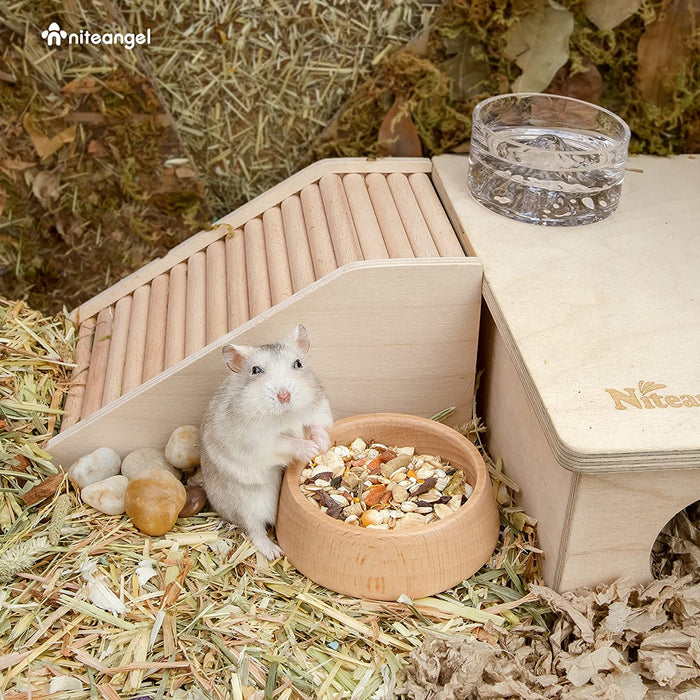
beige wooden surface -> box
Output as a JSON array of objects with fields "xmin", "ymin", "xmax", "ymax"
[
  {"xmin": 560, "ymin": 467, "xmax": 700, "ymax": 590},
  {"xmin": 48, "ymin": 259, "xmax": 482, "ymax": 467},
  {"xmin": 277, "ymin": 413, "xmax": 499, "ymax": 601},
  {"xmin": 433, "ymin": 153, "xmax": 700, "ymax": 472},
  {"xmin": 480, "ymin": 306, "xmax": 700, "ymax": 590},
  {"xmin": 73, "ymin": 158, "xmax": 432, "ymax": 322},
  {"xmin": 478, "ymin": 308, "xmax": 574, "ymax": 586}
]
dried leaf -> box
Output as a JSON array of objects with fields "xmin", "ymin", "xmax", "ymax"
[
  {"xmin": 22, "ymin": 116, "xmax": 77, "ymax": 159},
  {"xmin": 61, "ymin": 76, "xmax": 101, "ymax": 94},
  {"xmin": 545, "ymin": 58, "xmax": 603, "ymax": 104},
  {"xmin": 505, "ymin": 1, "xmax": 575, "ymax": 92},
  {"xmin": 636, "ymin": 0, "xmax": 700, "ymax": 106},
  {"xmin": 439, "ymin": 36, "xmax": 489, "ymax": 101},
  {"xmin": 377, "ymin": 95, "xmax": 422, "ymax": 158},
  {"xmin": 31, "ymin": 171, "xmax": 61, "ymax": 208},
  {"xmin": 584, "ymin": 0, "xmax": 642, "ymax": 30}
]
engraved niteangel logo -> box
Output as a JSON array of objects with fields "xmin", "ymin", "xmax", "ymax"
[
  {"xmin": 605, "ymin": 380, "xmax": 700, "ymax": 410},
  {"xmin": 41, "ymin": 22, "xmax": 67, "ymax": 46}
]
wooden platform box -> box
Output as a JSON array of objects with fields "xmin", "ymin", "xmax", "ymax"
[{"xmin": 433, "ymin": 153, "xmax": 700, "ymax": 592}]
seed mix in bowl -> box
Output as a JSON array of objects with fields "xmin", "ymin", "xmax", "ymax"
[{"xmin": 298, "ymin": 438, "xmax": 473, "ymax": 529}]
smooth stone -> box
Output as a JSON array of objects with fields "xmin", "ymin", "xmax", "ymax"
[
  {"xmin": 164, "ymin": 425, "xmax": 200, "ymax": 471},
  {"xmin": 179, "ymin": 485, "xmax": 207, "ymax": 517},
  {"xmin": 125, "ymin": 470, "xmax": 186, "ymax": 536},
  {"xmin": 81, "ymin": 475, "xmax": 129, "ymax": 515},
  {"xmin": 121, "ymin": 448, "xmax": 181, "ymax": 480},
  {"xmin": 67, "ymin": 447, "xmax": 121, "ymax": 489}
]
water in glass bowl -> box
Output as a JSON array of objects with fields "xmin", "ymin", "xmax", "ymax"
[{"xmin": 468, "ymin": 125, "xmax": 627, "ymax": 226}]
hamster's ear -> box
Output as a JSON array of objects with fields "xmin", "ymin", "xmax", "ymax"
[
  {"xmin": 222, "ymin": 344, "xmax": 248, "ymax": 373},
  {"xmin": 287, "ymin": 324, "xmax": 310, "ymax": 354}
]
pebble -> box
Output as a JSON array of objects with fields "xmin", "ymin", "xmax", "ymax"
[
  {"xmin": 121, "ymin": 448, "xmax": 181, "ymax": 480},
  {"xmin": 125, "ymin": 470, "xmax": 187, "ymax": 536},
  {"xmin": 67, "ymin": 447, "xmax": 121, "ymax": 489},
  {"xmin": 179, "ymin": 485, "xmax": 208, "ymax": 517},
  {"xmin": 81, "ymin": 475, "xmax": 129, "ymax": 515},
  {"xmin": 164, "ymin": 425, "xmax": 200, "ymax": 471}
]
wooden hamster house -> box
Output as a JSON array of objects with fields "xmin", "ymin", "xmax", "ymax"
[
  {"xmin": 434, "ymin": 153, "xmax": 700, "ymax": 592},
  {"xmin": 47, "ymin": 158, "xmax": 482, "ymax": 466}
]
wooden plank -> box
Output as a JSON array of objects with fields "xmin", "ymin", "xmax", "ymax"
[
  {"xmin": 300, "ymin": 184, "xmax": 337, "ymax": 278},
  {"xmin": 60, "ymin": 316, "xmax": 96, "ymax": 432},
  {"xmin": 71, "ymin": 158, "xmax": 432, "ymax": 322},
  {"xmin": 101, "ymin": 295, "xmax": 132, "ymax": 406},
  {"xmin": 318, "ymin": 174, "xmax": 363, "ymax": 266},
  {"xmin": 80, "ymin": 307, "xmax": 112, "ymax": 419},
  {"xmin": 409, "ymin": 172, "xmax": 464, "ymax": 257},
  {"xmin": 224, "ymin": 230, "xmax": 249, "ymax": 332},
  {"xmin": 342, "ymin": 173, "xmax": 389, "ymax": 260},
  {"xmin": 164, "ymin": 263, "xmax": 187, "ymax": 369},
  {"xmin": 262, "ymin": 207, "xmax": 294, "ymax": 305},
  {"xmin": 281, "ymin": 195, "xmax": 315, "ymax": 292},
  {"xmin": 46, "ymin": 258, "xmax": 483, "ymax": 467},
  {"xmin": 185, "ymin": 251, "xmax": 206, "ymax": 355},
  {"xmin": 122, "ymin": 285, "xmax": 150, "ymax": 395},
  {"xmin": 558, "ymin": 467, "xmax": 700, "ymax": 591},
  {"xmin": 365, "ymin": 173, "xmax": 414, "ymax": 259},
  {"xmin": 387, "ymin": 173, "xmax": 439, "ymax": 257},
  {"xmin": 478, "ymin": 305, "xmax": 574, "ymax": 587},
  {"xmin": 142, "ymin": 273, "xmax": 169, "ymax": 382},
  {"xmin": 244, "ymin": 218, "xmax": 272, "ymax": 317},
  {"xmin": 205, "ymin": 240, "xmax": 228, "ymax": 344}
]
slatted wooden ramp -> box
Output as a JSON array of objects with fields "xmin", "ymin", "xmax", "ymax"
[{"xmin": 47, "ymin": 158, "xmax": 482, "ymax": 467}]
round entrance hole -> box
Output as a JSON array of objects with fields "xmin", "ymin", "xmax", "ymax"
[{"xmin": 651, "ymin": 499, "xmax": 700, "ymax": 580}]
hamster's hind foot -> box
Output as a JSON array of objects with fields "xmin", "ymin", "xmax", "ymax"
[{"xmin": 252, "ymin": 535, "xmax": 284, "ymax": 561}]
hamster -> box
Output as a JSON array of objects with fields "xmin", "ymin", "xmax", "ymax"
[{"xmin": 200, "ymin": 324, "xmax": 332, "ymax": 560}]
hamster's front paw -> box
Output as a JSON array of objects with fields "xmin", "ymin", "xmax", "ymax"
[
  {"xmin": 254, "ymin": 536, "xmax": 284, "ymax": 561},
  {"xmin": 286, "ymin": 436, "xmax": 322, "ymax": 464},
  {"xmin": 308, "ymin": 425, "xmax": 331, "ymax": 454}
]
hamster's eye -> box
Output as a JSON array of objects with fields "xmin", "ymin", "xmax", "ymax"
[
  {"xmin": 251, "ymin": 365, "xmax": 264, "ymax": 375},
  {"xmin": 293, "ymin": 359, "xmax": 303, "ymax": 369}
]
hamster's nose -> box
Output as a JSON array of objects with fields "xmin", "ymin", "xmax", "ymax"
[{"xmin": 276, "ymin": 389, "xmax": 291, "ymax": 404}]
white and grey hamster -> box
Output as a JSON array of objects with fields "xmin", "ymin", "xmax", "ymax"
[{"xmin": 200, "ymin": 324, "xmax": 332, "ymax": 559}]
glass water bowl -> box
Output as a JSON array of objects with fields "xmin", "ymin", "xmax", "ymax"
[{"xmin": 468, "ymin": 93, "xmax": 631, "ymax": 226}]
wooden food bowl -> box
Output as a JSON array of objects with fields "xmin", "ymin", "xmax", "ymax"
[{"xmin": 276, "ymin": 413, "xmax": 500, "ymax": 600}]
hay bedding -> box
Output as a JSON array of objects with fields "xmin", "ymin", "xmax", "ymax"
[{"xmin": 1, "ymin": 298, "xmax": 699, "ymax": 699}]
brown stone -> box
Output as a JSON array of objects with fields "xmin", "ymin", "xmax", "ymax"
[{"xmin": 179, "ymin": 485, "xmax": 207, "ymax": 518}]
